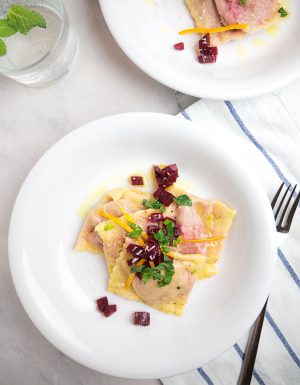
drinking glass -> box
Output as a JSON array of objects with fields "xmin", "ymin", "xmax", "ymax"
[{"xmin": 0, "ymin": 0, "xmax": 77, "ymax": 86}]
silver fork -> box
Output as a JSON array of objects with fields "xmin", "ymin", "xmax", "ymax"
[{"xmin": 237, "ymin": 183, "xmax": 300, "ymax": 385}]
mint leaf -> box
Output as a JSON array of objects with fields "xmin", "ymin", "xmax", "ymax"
[
  {"xmin": 153, "ymin": 229, "xmax": 169, "ymax": 244},
  {"xmin": 142, "ymin": 198, "xmax": 165, "ymax": 213},
  {"xmin": 0, "ymin": 38, "xmax": 6, "ymax": 56},
  {"xmin": 174, "ymin": 194, "xmax": 192, "ymax": 207},
  {"xmin": 7, "ymin": 4, "xmax": 46, "ymax": 35},
  {"xmin": 278, "ymin": 7, "xmax": 288, "ymax": 17},
  {"xmin": 164, "ymin": 219, "xmax": 175, "ymax": 238},
  {"xmin": 128, "ymin": 222, "xmax": 143, "ymax": 239},
  {"xmin": 0, "ymin": 19, "xmax": 16, "ymax": 37}
]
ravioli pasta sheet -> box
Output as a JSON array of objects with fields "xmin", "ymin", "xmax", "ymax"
[{"xmin": 76, "ymin": 186, "xmax": 235, "ymax": 316}]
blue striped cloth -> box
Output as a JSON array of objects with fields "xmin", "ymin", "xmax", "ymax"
[{"xmin": 162, "ymin": 94, "xmax": 300, "ymax": 385}]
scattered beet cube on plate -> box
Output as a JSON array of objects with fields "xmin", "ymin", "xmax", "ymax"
[
  {"xmin": 198, "ymin": 46, "xmax": 218, "ymax": 64},
  {"xmin": 130, "ymin": 176, "xmax": 144, "ymax": 186},
  {"xmin": 173, "ymin": 42, "xmax": 184, "ymax": 51},
  {"xmin": 96, "ymin": 296, "xmax": 109, "ymax": 312},
  {"xmin": 133, "ymin": 311, "xmax": 150, "ymax": 326},
  {"xmin": 103, "ymin": 304, "xmax": 117, "ymax": 318}
]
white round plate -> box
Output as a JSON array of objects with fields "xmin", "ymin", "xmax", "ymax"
[
  {"xmin": 9, "ymin": 113, "xmax": 276, "ymax": 379},
  {"xmin": 99, "ymin": 0, "xmax": 299, "ymax": 100}
]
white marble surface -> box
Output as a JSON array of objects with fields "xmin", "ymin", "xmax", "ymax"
[{"xmin": 1, "ymin": 0, "xmax": 300, "ymax": 384}]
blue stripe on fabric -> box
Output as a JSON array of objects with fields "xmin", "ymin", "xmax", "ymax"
[
  {"xmin": 181, "ymin": 110, "xmax": 192, "ymax": 121},
  {"xmin": 266, "ymin": 312, "xmax": 300, "ymax": 368},
  {"xmin": 277, "ymin": 248, "xmax": 300, "ymax": 289},
  {"xmin": 224, "ymin": 101, "xmax": 289, "ymax": 185},
  {"xmin": 233, "ymin": 344, "xmax": 266, "ymax": 385},
  {"xmin": 197, "ymin": 368, "xmax": 214, "ymax": 385},
  {"xmin": 182, "ymin": 104, "xmax": 300, "ymax": 375}
]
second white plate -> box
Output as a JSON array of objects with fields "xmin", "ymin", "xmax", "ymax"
[{"xmin": 100, "ymin": 0, "xmax": 300, "ymax": 100}]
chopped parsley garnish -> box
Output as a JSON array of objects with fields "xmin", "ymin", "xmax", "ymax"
[
  {"xmin": 239, "ymin": 0, "xmax": 247, "ymax": 5},
  {"xmin": 278, "ymin": 7, "xmax": 288, "ymax": 17},
  {"xmin": 104, "ymin": 222, "xmax": 115, "ymax": 231},
  {"xmin": 128, "ymin": 222, "xmax": 143, "ymax": 239},
  {"xmin": 131, "ymin": 262, "xmax": 175, "ymax": 287},
  {"xmin": 164, "ymin": 219, "xmax": 175, "ymax": 238},
  {"xmin": 172, "ymin": 235, "xmax": 182, "ymax": 247},
  {"xmin": 142, "ymin": 198, "xmax": 166, "ymax": 212},
  {"xmin": 153, "ymin": 229, "xmax": 169, "ymax": 244},
  {"xmin": 174, "ymin": 194, "xmax": 192, "ymax": 206},
  {"xmin": 160, "ymin": 244, "xmax": 170, "ymax": 255}
]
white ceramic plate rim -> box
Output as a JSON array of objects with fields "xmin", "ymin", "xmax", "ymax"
[
  {"xmin": 9, "ymin": 113, "xmax": 276, "ymax": 378},
  {"xmin": 99, "ymin": 1, "xmax": 300, "ymax": 100}
]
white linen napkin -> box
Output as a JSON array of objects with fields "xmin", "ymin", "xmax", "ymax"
[{"xmin": 162, "ymin": 91, "xmax": 300, "ymax": 385}]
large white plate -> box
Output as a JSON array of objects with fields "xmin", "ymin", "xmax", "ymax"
[
  {"xmin": 99, "ymin": 0, "xmax": 300, "ymax": 100},
  {"xmin": 9, "ymin": 113, "xmax": 276, "ymax": 379}
]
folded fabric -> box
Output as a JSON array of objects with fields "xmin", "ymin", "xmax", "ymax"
[{"xmin": 162, "ymin": 92, "xmax": 300, "ymax": 385}]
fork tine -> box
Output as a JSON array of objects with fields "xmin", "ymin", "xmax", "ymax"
[
  {"xmin": 277, "ymin": 184, "xmax": 297, "ymax": 228},
  {"xmin": 271, "ymin": 182, "xmax": 284, "ymax": 209},
  {"xmin": 283, "ymin": 190, "xmax": 300, "ymax": 232},
  {"xmin": 274, "ymin": 183, "xmax": 291, "ymax": 220}
]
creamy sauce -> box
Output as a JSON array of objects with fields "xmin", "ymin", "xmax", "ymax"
[
  {"xmin": 266, "ymin": 24, "xmax": 280, "ymax": 36},
  {"xmin": 251, "ymin": 38, "xmax": 266, "ymax": 48},
  {"xmin": 237, "ymin": 46, "xmax": 247, "ymax": 58}
]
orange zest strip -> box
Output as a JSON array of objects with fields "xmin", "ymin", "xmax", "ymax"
[
  {"xmin": 125, "ymin": 258, "xmax": 146, "ymax": 289},
  {"xmin": 149, "ymin": 261, "xmax": 155, "ymax": 268},
  {"xmin": 98, "ymin": 209, "xmax": 132, "ymax": 232},
  {"xmin": 118, "ymin": 205, "xmax": 148, "ymax": 241},
  {"xmin": 98, "ymin": 208, "xmax": 146, "ymax": 246},
  {"xmin": 179, "ymin": 24, "xmax": 248, "ymax": 35},
  {"xmin": 180, "ymin": 236, "xmax": 224, "ymax": 243}
]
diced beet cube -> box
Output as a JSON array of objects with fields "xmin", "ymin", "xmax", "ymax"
[
  {"xmin": 147, "ymin": 235, "xmax": 159, "ymax": 245},
  {"xmin": 148, "ymin": 212, "xmax": 164, "ymax": 223},
  {"xmin": 154, "ymin": 164, "xmax": 179, "ymax": 188},
  {"xmin": 103, "ymin": 304, "xmax": 117, "ymax": 317},
  {"xmin": 173, "ymin": 42, "xmax": 184, "ymax": 51},
  {"xmin": 130, "ymin": 176, "xmax": 144, "ymax": 186},
  {"xmin": 173, "ymin": 226, "xmax": 181, "ymax": 237},
  {"xmin": 127, "ymin": 256, "xmax": 141, "ymax": 266},
  {"xmin": 147, "ymin": 224, "xmax": 159, "ymax": 235},
  {"xmin": 198, "ymin": 46, "xmax": 218, "ymax": 64},
  {"xmin": 153, "ymin": 187, "xmax": 175, "ymax": 207},
  {"xmin": 96, "ymin": 297, "xmax": 109, "ymax": 312},
  {"xmin": 133, "ymin": 311, "xmax": 150, "ymax": 326},
  {"xmin": 126, "ymin": 244, "xmax": 145, "ymax": 258},
  {"xmin": 143, "ymin": 243, "xmax": 161, "ymax": 261},
  {"xmin": 199, "ymin": 33, "xmax": 210, "ymax": 49}
]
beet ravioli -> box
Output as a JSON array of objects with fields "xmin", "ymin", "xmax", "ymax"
[{"xmin": 76, "ymin": 165, "xmax": 236, "ymax": 316}]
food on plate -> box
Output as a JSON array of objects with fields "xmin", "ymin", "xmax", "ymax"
[
  {"xmin": 133, "ymin": 312, "xmax": 150, "ymax": 326},
  {"xmin": 130, "ymin": 176, "xmax": 144, "ymax": 186},
  {"xmin": 185, "ymin": 0, "xmax": 280, "ymax": 45},
  {"xmin": 174, "ymin": 42, "xmax": 185, "ymax": 50},
  {"xmin": 76, "ymin": 164, "xmax": 236, "ymax": 316},
  {"xmin": 96, "ymin": 296, "xmax": 117, "ymax": 317},
  {"xmin": 178, "ymin": 0, "xmax": 288, "ymax": 63}
]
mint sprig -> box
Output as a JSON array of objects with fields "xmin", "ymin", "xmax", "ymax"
[
  {"xmin": 0, "ymin": 38, "xmax": 6, "ymax": 56},
  {"xmin": 0, "ymin": 4, "xmax": 46, "ymax": 57},
  {"xmin": 131, "ymin": 262, "xmax": 175, "ymax": 287}
]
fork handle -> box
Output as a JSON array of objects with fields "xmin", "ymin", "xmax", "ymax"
[{"xmin": 237, "ymin": 298, "xmax": 268, "ymax": 385}]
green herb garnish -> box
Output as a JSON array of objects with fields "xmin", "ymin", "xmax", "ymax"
[
  {"xmin": 142, "ymin": 198, "xmax": 165, "ymax": 213},
  {"xmin": 239, "ymin": 0, "xmax": 247, "ymax": 5},
  {"xmin": 104, "ymin": 222, "xmax": 115, "ymax": 231},
  {"xmin": 0, "ymin": 4, "xmax": 46, "ymax": 57},
  {"xmin": 174, "ymin": 194, "xmax": 193, "ymax": 207},
  {"xmin": 128, "ymin": 222, "xmax": 143, "ymax": 239},
  {"xmin": 164, "ymin": 219, "xmax": 175, "ymax": 238},
  {"xmin": 131, "ymin": 262, "xmax": 175, "ymax": 287},
  {"xmin": 278, "ymin": 7, "xmax": 288, "ymax": 17},
  {"xmin": 153, "ymin": 229, "xmax": 169, "ymax": 244},
  {"xmin": 172, "ymin": 235, "xmax": 182, "ymax": 247}
]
